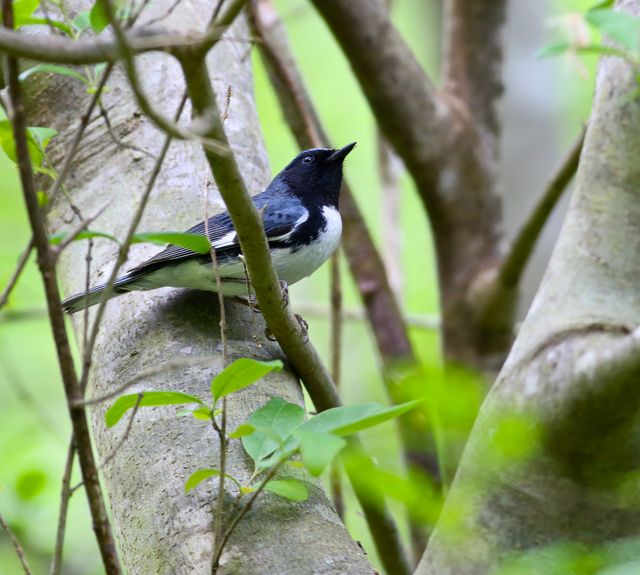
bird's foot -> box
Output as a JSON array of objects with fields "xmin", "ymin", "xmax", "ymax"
[
  {"xmin": 295, "ymin": 314, "xmax": 309, "ymax": 343},
  {"xmin": 233, "ymin": 295, "xmax": 261, "ymax": 313}
]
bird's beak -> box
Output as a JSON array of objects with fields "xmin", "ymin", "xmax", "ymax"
[{"xmin": 328, "ymin": 142, "xmax": 357, "ymax": 162}]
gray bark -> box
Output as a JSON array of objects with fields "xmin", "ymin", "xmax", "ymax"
[
  {"xmin": 418, "ymin": 1, "xmax": 640, "ymax": 573},
  {"xmin": 31, "ymin": 1, "xmax": 371, "ymax": 573}
]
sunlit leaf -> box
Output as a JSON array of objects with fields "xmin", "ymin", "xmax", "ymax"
[
  {"xmin": 15, "ymin": 469, "xmax": 47, "ymax": 500},
  {"xmin": 49, "ymin": 230, "xmax": 119, "ymax": 246},
  {"xmin": 242, "ymin": 397, "xmax": 304, "ymax": 465},
  {"xmin": 19, "ymin": 64, "xmax": 88, "ymax": 84},
  {"xmin": 10, "ymin": 0, "xmax": 40, "ymax": 27},
  {"xmin": 229, "ymin": 423, "xmax": 255, "ymax": 439},
  {"xmin": 16, "ymin": 16, "xmax": 73, "ymax": 34},
  {"xmin": 296, "ymin": 430, "xmax": 345, "ymax": 476},
  {"xmin": 264, "ymin": 479, "xmax": 308, "ymax": 502},
  {"xmin": 191, "ymin": 407, "xmax": 212, "ymax": 421},
  {"xmin": 211, "ymin": 358, "xmax": 283, "ymax": 402},
  {"xmin": 105, "ymin": 391, "xmax": 204, "ymax": 427},
  {"xmin": 0, "ymin": 122, "xmax": 57, "ymax": 169},
  {"xmin": 72, "ymin": 10, "xmax": 92, "ymax": 32},
  {"xmin": 299, "ymin": 399, "xmax": 423, "ymax": 437},
  {"xmin": 536, "ymin": 40, "xmax": 572, "ymax": 59},
  {"xmin": 131, "ymin": 232, "xmax": 211, "ymax": 254},
  {"xmin": 185, "ymin": 468, "xmax": 220, "ymax": 493}
]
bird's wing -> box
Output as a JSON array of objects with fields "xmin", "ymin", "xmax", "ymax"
[{"xmin": 128, "ymin": 197, "xmax": 308, "ymax": 273}]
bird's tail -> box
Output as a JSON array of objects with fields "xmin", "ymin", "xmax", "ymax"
[{"xmin": 62, "ymin": 275, "xmax": 135, "ymax": 314}]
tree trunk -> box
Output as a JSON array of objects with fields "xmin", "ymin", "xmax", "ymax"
[
  {"xmin": 30, "ymin": 2, "xmax": 372, "ymax": 573},
  {"xmin": 418, "ymin": 1, "xmax": 640, "ymax": 572}
]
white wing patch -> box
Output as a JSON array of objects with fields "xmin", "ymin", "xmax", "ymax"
[
  {"xmin": 212, "ymin": 230, "xmax": 237, "ymax": 250},
  {"xmin": 268, "ymin": 210, "xmax": 309, "ymax": 242}
]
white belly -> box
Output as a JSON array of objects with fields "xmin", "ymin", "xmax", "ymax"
[{"xmin": 135, "ymin": 206, "xmax": 342, "ymax": 297}]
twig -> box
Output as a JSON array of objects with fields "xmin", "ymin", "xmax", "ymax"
[
  {"xmin": 0, "ymin": 238, "xmax": 33, "ymax": 310},
  {"xmin": 498, "ymin": 128, "xmax": 586, "ymax": 289},
  {"xmin": 50, "ymin": 439, "xmax": 75, "ymax": 575},
  {"xmin": 0, "ymin": 512, "xmax": 33, "ymax": 575},
  {"xmin": 211, "ymin": 461, "xmax": 283, "ymax": 573},
  {"xmin": 3, "ymin": 1, "xmax": 121, "ymax": 569},
  {"xmin": 99, "ymin": 394, "xmax": 142, "ymax": 470}
]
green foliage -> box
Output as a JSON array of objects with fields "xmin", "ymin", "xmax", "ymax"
[
  {"xmin": 241, "ymin": 397, "xmax": 305, "ymax": 467},
  {"xmin": 15, "ymin": 469, "xmax": 47, "ymax": 500},
  {"xmin": 48, "ymin": 230, "xmax": 119, "ymax": 246},
  {"xmin": 19, "ymin": 64, "xmax": 88, "ymax": 85},
  {"xmin": 263, "ymin": 479, "xmax": 308, "ymax": 501},
  {"xmin": 0, "ymin": 121, "xmax": 57, "ymax": 174},
  {"xmin": 299, "ymin": 399, "xmax": 424, "ymax": 437},
  {"xmin": 184, "ymin": 468, "xmax": 242, "ymax": 493},
  {"xmin": 297, "ymin": 430, "xmax": 346, "ymax": 476},
  {"xmin": 586, "ymin": 9, "xmax": 640, "ymax": 51},
  {"xmin": 89, "ymin": 0, "xmax": 110, "ymax": 33},
  {"xmin": 105, "ymin": 391, "xmax": 204, "ymax": 427},
  {"xmin": 211, "ymin": 358, "xmax": 283, "ymax": 403},
  {"xmin": 131, "ymin": 232, "xmax": 212, "ymax": 254}
]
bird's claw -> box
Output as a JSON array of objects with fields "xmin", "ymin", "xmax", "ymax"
[{"xmin": 295, "ymin": 314, "xmax": 309, "ymax": 343}]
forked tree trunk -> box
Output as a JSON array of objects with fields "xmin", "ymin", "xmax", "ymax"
[
  {"xmin": 29, "ymin": 2, "xmax": 372, "ymax": 573},
  {"xmin": 418, "ymin": 1, "xmax": 640, "ymax": 572}
]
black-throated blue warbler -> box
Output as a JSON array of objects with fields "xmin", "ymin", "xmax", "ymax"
[{"xmin": 62, "ymin": 143, "xmax": 356, "ymax": 313}]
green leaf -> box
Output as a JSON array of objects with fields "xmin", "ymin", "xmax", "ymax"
[
  {"xmin": 185, "ymin": 468, "xmax": 220, "ymax": 493},
  {"xmin": 299, "ymin": 399, "xmax": 423, "ymax": 437},
  {"xmin": 536, "ymin": 40, "xmax": 571, "ymax": 59},
  {"xmin": 296, "ymin": 430, "xmax": 346, "ymax": 476},
  {"xmin": 191, "ymin": 407, "xmax": 213, "ymax": 420},
  {"xmin": 131, "ymin": 232, "xmax": 211, "ymax": 254},
  {"xmin": 264, "ymin": 479, "xmax": 308, "ymax": 502},
  {"xmin": 90, "ymin": 0, "xmax": 110, "ymax": 33},
  {"xmin": 589, "ymin": 0, "xmax": 614, "ymax": 9},
  {"xmin": 184, "ymin": 468, "xmax": 242, "ymax": 493},
  {"xmin": 19, "ymin": 64, "xmax": 88, "ymax": 85},
  {"xmin": 229, "ymin": 423, "xmax": 255, "ymax": 439},
  {"xmin": 15, "ymin": 469, "xmax": 47, "ymax": 500},
  {"xmin": 0, "ymin": 122, "xmax": 57, "ymax": 169},
  {"xmin": 73, "ymin": 10, "xmax": 92, "ymax": 32},
  {"xmin": 16, "ymin": 16, "xmax": 73, "ymax": 34},
  {"xmin": 586, "ymin": 9, "xmax": 640, "ymax": 51},
  {"xmin": 49, "ymin": 230, "xmax": 119, "ymax": 246},
  {"xmin": 11, "ymin": 0, "xmax": 40, "ymax": 27},
  {"xmin": 37, "ymin": 191, "xmax": 48, "ymax": 207},
  {"xmin": 211, "ymin": 358, "xmax": 283, "ymax": 402},
  {"xmin": 242, "ymin": 398, "xmax": 304, "ymax": 466},
  {"xmin": 105, "ymin": 391, "xmax": 204, "ymax": 427}
]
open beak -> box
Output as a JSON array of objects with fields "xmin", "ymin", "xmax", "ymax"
[{"xmin": 328, "ymin": 141, "xmax": 357, "ymax": 162}]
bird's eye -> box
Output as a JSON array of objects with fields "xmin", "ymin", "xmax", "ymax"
[{"xmin": 302, "ymin": 155, "xmax": 315, "ymax": 164}]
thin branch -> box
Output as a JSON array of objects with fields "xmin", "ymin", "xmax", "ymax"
[
  {"xmin": 178, "ymin": 44, "xmax": 412, "ymax": 575},
  {"xmin": 51, "ymin": 203, "xmax": 110, "ymax": 256},
  {"xmin": 3, "ymin": 1, "xmax": 121, "ymax": 569},
  {"xmin": 0, "ymin": 238, "xmax": 33, "ymax": 310},
  {"xmin": 0, "ymin": 511, "xmax": 33, "ymax": 575},
  {"xmin": 50, "ymin": 439, "xmax": 75, "ymax": 575},
  {"xmin": 498, "ymin": 129, "xmax": 586, "ymax": 289},
  {"xmin": 98, "ymin": 102, "xmax": 156, "ymax": 159}
]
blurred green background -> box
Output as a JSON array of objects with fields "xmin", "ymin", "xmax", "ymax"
[{"xmin": 0, "ymin": 0, "xmax": 597, "ymax": 573}]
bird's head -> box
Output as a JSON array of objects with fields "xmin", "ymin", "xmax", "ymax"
[{"xmin": 277, "ymin": 143, "xmax": 356, "ymax": 206}]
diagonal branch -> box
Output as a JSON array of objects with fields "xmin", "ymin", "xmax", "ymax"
[{"xmin": 177, "ymin": 46, "xmax": 412, "ymax": 575}]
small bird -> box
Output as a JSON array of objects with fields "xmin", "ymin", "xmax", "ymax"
[{"xmin": 62, "ymin": 143, "xmax": 356, "ymax": 314}]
